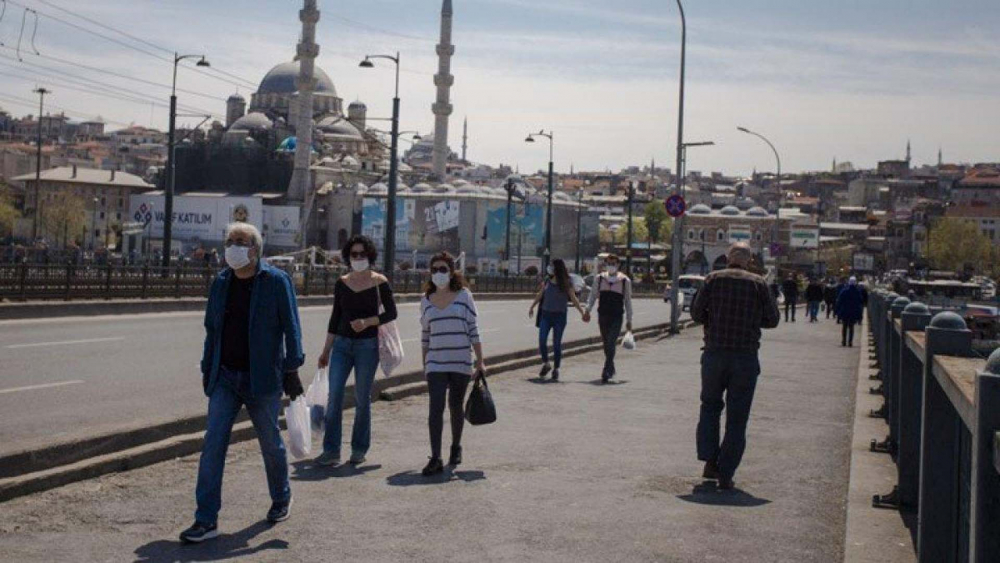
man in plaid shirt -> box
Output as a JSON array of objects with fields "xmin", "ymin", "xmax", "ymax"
[{"xmin": 690, "ymin": 243, "xmax": 780, "ymax": 490}]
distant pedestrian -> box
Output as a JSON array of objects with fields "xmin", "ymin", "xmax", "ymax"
[
  {"xmin": 181, "ymin": 223, "xmax": 305, "ymax": 543},
  {"xmin": 781, "ymin": 274, "xmax": 799, "ymax": 322},
  {"xmin": 805, "ymin": 278, "xmax": 824, "ymax": 322},
  {"xmin": 836, "ymin": 277, "xmax": 865, "ymax": 347},
  {"xmin": 823, "ymin": 280, "xmax": 838, "ymax": 320},
  {"xmin": 691, "ymin": 243, "xmax": 780, "ymax": 490},
  {"xmin": 583, "ymin": 254, "xmax": 634, "ymax": 383},
  {"xmin": 529, "ymin": 258, "xmax": 587, "ymax": 381},
  {"xmin": 314, "ymin": 235, "xmax": 398, "ymax": 467},
  {"xmin": 420, "ymin": 251, "xmax": 486, "ymax": 476}
]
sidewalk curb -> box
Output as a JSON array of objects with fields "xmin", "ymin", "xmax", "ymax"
[{"xmin": 0, "ymin": 319, "xmax": 695, "ymax": 502}]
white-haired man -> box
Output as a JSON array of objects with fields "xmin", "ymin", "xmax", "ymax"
[
  {"xmin": 180, "ymin": 223, "xmax": 305, "ymax": 543},
  {"xmin": 691, "ymin": 243, "xmax": 779, "ymax": 490}
]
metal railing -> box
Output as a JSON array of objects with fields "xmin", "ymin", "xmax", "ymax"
[{"xmin": 867, "ymin": 290, "xmax": 1000, "ymax": 563}]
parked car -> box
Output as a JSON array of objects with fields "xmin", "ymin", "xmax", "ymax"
[{"xmin": 663, "ymin": 275, "xmax": 705, "ymax": 311}]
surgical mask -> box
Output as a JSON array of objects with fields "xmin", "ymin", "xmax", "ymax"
[
  {"xmin": 546, "ymin": 265, "xmax": 554, "ymax": 276},
  {"xmin": 225, "ymin": 245, "xmax": 252, "ymax": 270},
  {"xmin": 351, "ymin": 259, "xmax": 370, "ymax": 272},
  {"xmin": 432, "ymin": 272, "xmax": 451, "ymax": 289},
  {"xmin": 606, "ymin": 265, "xmax": 618, "ymax": 275}
]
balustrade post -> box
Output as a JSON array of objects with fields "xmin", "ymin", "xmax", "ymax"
[
  {"xmin": 896, "ymin": 302, "xmax": 932, "ymax": 511},
  {"xmin": 302, "ymin": 267, "xmax": 310, "ymax": 297},
  {"xmin": 888, "ymin": 297, "xmax": 911, "ymax": 448},
  {"xmin": 141, "ymin": 265, "xmax": 150, "ymax": 299},
  {"xmin": 105, "ymin": 264, "xmax": 112, "ymax": 300},
  {"xmin": 64, "ymin": 264, "xmax": 73, "ymax": 301},
  {"xmin": 970, "ymin": 350, "xmax": 1000, "ymax": 562},
  {"xmin": 19, "ymin": 262, "xmax": 28, "ymax": 301},
  {"xmin": 917, "ymin": 312, "xmax": 972, "ymax": 563},
  {"xmin": 175, "ymin": 265, "xmax": 182, "ymax": 298}
]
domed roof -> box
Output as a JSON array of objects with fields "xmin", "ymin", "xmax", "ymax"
[
  {"xmin": 452, "ymin": 179, "xmax": 471, "ymax": 187},
  {"xmin": 368, "ymin": 183, "xmax": 388, "ymax": 195},
  {"xmin": 258, "ymin": 61, "xmax": 337, "ymax": 96},
  {"xmin": 317, "ymin": 116, "xmax": 363, "ymax": 139},
  {"xmin": 228, "ymin": 93, "xmax": 245, "ymax": 102},
  {"xmin": 435, "ymin": 183, "xmax": 456, "ymax": 194},
  {"xmin": 457, "ymin": 185, "xmax": 478, "ymax": 195},
  {"xmin": 411, "ymin": 183, "xmax": 432, "ymax": 193},
  {"xmin": 229, "ymin": 112, "xmax": 273, "ymax": 131},
  {"xmin": 747, "ymin": 206, "xmax": 768, "ymax": 217},
  {"xmin": 553, "ymin": 192, "xmax": 572, "ymax": 202},
  {"xmin": 689, "ymin": 204, "xmax": 711, "ymax": 214},
  {"xmin": 721, "ymin": 205, "xmax": 740, "ymax": 216}
]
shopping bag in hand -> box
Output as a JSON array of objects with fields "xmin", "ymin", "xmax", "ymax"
[
  {"xmin": 304, "ymin": 369, "xmax": 328, "ymax": 432},
  {"xmin": 376, "ymin": 287, "xmax": 404, "ymax": 376},
  {"xmin": 284, "ymin": 396, "xmax": 312, "ymax": 460},
  {"xmin": 622, "ymin": 331, "xmax": 636, "ymax": 350},
  {"xmin": 464, "ymin": 370, "xmax": 497, "ymax": 426}
]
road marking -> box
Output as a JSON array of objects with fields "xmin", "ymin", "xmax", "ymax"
[
  {"xmin": 0, "ymin": 380, "xmax": 84, "ymax": 395},
  {"xmin": 6, "ymin": 337, "xmax": 125, "ymax": 349}
]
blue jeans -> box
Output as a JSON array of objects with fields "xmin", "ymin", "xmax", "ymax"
[
  {"xmin": 538, "ymin": 310, "xmax": 568, "ymax": 368},
  {"xmin": 195, "ymin": 367, "xmax": 289, "ymax": 525},
  {"xmin": 696, "ymin": 350, "xmax": 761, "ymax": 481},
  {"xmin": 323, "ymin": 337, "xmax": 379, "ymax": 457},
  {"xmin": 807, "ymin": 301, "xmax": 820, "ymax": 321}
]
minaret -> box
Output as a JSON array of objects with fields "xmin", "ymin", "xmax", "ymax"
[
  {"xmin": 461, "ymin": 116, "xmax": 468, "ymax": 162},
  {"xmin": 288, "ymin": 0, "xmax": 320, "ymax": 204},
  {"xmin": 905, "ymin": 139, "xmax": 911, "ymax": 164},
  {"xmin": 938, "ymin": 147, "xmax": 942, "ymax": 167},
  {"xmin": 832, "ymin": 157, "xmax": 837, "ymax": 173},
  {"xmin": 432, "ymin": 0, "xmax": 455, "ymax": 180}
]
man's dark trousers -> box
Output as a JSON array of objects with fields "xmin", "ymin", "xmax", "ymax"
[
  {"xmin": 598, "ymin": 315, "xmax": 623, "ymax": 376},
  {"xmin": 697, "ymin": 350, "xmax": 761, "ymax": 481},
  {"xmin": 784, "ymin": 299, "xmax": 797, "ymax": 322}
]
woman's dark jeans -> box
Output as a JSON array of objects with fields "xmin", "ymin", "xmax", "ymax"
[
  {"xmin": 427, "ymin": 372, "xmax": 471, "ymax": 459},
  {"xmin": 538, "ymin": 310, "xmax": 568, "ymax": 368}
]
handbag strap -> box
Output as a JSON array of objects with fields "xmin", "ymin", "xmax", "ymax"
[{"xmin": 372, "ymin": 273, "xmax": 385, "ymax": 316}]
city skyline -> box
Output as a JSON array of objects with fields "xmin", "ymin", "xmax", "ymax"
[{"xmin": 0, "ymin": 0, "xmax": 997, "ymax": 176}]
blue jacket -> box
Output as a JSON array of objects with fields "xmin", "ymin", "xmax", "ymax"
[
  {"xmin": 200, "ymin": 260, "xmax": 305, "ymax": 398},
  {"xmin": 836, "ymin": 284, "xmax": 865, "ymax": 325}
]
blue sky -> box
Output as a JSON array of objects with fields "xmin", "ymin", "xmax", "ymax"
[{"xmin": 0, "ymin": 0, "xmax": 997, "ymax": 176}]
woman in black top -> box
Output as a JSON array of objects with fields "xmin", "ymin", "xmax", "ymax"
[{"xmin": 313, "ymin": 235, "xmax": 397, "ymax": 467}]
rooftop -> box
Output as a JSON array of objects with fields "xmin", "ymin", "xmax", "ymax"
[{"xmin": 11, "ymin": 166, "xmax": 152, "ymax": 189}]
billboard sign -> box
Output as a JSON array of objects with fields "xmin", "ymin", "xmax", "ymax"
[
  {"xmin": 853, "ymin": 253, "xmax": 875, "ymax": 272},
  {"xmin": 728, "ymin": 225, "xmax": 752, "ymax": 243},
  {"xmin": 128, "ymin": 194, "xmax": 263, "ymax": 244},
  {"xmin": 262, "ymin": 206, "xmax": 301, "ymax": 248},
  {"xmin": 790, "ymin": 225, "xmax": 820, "ymax": 249}
]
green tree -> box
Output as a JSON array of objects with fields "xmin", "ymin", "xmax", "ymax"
[
  {"xmin": 0, "ymin": 182, "xmax": 20, "ymax": 238},
  {"xmin": 642, "ymin": 201, "xmax": 669, "ymax": 244},
  {"xmin": 41, "ymin": 193, "xmax": 87, "ymax": 248},
  {"xmin": 927, "ymin": 218, "xmax": 994, "ymax": 275}
]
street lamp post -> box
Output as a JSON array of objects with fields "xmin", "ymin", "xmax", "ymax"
[
  {"xmin": 91, "ymin": 197, "xmax": 99, "ymax": 251},
  {"xmin": 575, "ymin": 187, "xmax": 584, "ymax": 273},
  {"xmin": 31, "ymin": 87, "xmax": 51, "ymax": 241},
  {"xmin": 503, "ymin": 177, "xmax": 517, "ymax": 277},
  {"xmin": 626, "ymin": 180, "xmax": 635, "ymax": 275},
  {"xmin": 162, "ymin": 53, "xmax": 210, "ymax": 269},
  {"xmin": 668, "ymin": 0, "xmax": 687, "ymax": 334},
  {"xmin": 361, "ymin": 53, "xmax": 402, "ymax": 281},
  {"xmin": 525, "ymin": 130, "xmax": 554, "ymax": 273},
  {"xmin": 737, "ymin": 126, "xmax": 782, "ymax": 252}
]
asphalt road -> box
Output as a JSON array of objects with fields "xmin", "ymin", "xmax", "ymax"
[{"xmin": 0, "ymin": 298, "xmax": 677, "ymax": 454}]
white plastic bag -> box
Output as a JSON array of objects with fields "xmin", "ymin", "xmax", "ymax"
[
  {"xmin": 304, "ymin": 369, "xmax": 328, "ymax": 432},
  {"xmin": 284, "ymin": 396, "xmax": 312, "ymax": 460},
  {"xmin": 376, "ymin": 288, "xmax": 404, "ymax": 376},
  {"xmin": 622, "ymin": 331, "xmax": 636, "ymax": 350}
]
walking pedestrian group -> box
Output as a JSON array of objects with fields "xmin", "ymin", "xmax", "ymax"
[{"xmin": 182, "ymin": 226, "xmax": 870, "ymax": 543}]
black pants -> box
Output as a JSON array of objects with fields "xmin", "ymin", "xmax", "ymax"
[
  {"xmin": 842, "ymin": 322, "xmax": 856, "ymax": 346},
  {"xmin": 784, "ymin": 300, "xmax": 797, "ymax": 322},
  {"xmin": 697, "ymin": 350, "xmax": 761, "ymax": 481},
  {"xmin": 427, "ymin": 372, "xmax": 471, "ymax": 459},
  {"xmin": 825, "ymin": 302, "xmax": 835, "ymax": 319},
  {"xmin": 598, "ymin": 315, "xmax": 623, "ymax": 376}
]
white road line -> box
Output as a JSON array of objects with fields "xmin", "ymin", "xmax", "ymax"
[
  {"xmin": 0, "ymin": 380, "xmax": 84, "ymax": 395},
  {"xmin": 6, "ymin": 337, "xmax": 125, "ymax": 349}
]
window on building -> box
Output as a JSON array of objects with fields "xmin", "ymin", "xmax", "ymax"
[
  {"xmin": 687, "ymin": 229, "xmax": 696, "ymax": 241},
  {"xmin": 717, "ymin": 230, "xmax": 725, "ymax": 242},
  {"xmin": 99, "ymin": 212, "xmax": 105, "ymax": 220},
  {"xmin": 116, "ymin": 213, "xmax": 121, "ymax": 220},
  {"xmin": 100, "ymin": 196, "xmax": 106, "ymax": 207},
  {"xmin": 118, "ymin": 198, "xmax": 124, "ymax": 208}
]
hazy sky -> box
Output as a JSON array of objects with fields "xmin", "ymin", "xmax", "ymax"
[{"xmin": 0, "ymin": 0, "xmax": 997, "ymax": 177}]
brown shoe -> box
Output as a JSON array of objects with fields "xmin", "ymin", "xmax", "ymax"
[{"xmin": 702, "ymin": 460, "xmax": 720, "ymax": 480}]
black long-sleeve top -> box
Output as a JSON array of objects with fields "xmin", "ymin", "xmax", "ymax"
[{"xmin": 327, "ymin": 277, "xmax": 398, "ymax": 339}]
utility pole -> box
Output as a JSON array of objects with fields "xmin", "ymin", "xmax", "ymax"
[
  {"xmin": 626, "ymin": 180, "xmax": 635, "ymax": 276},
  {"xmin": 575, "ymin": 188, "xmax": 584, "ymax": 273},
  {"xmin": 668, "ymin": 0, "xmax": 687, "ymax": 334},
  {"xmin": 32, "ymin": 87, "xmax": 51, "ymax": 241}
]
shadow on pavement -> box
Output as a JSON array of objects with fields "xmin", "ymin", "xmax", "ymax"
[
  {"xmin": 581, "ymin": 379, "xmax": 629, "ymax": 386},
  {"xmin": 290, "ymin": 461, "xmax": 382, "ymax": 482},
  {"xmin": 133, "ymin": 520, "xmax": 286, "ymax": 562},
  {"xmin": 677, "ymin": 482, "xmax": 772, "ymax": 508},
  {"xmin": 386, "ymin": 469, "xmax": 486, "ymax": 487}
]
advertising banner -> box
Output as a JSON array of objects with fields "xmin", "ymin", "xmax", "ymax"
[
  {"xmin": 728, "ymin": 225, "xmax": 752, "ymax": 243},
  {"xmin": 790, "ymin": 225, "xmax": 820, "ymax": 249},
  {"xmin": 128, "ymin": 194, "xmax": 263, "ymax": 244},
  {"xmin": 853, "ymin": 253, "xmax": 875, "ymax": 272},
  {"xmin": 262, "ymin": 206, "xmax": 301, "ymax": 248}
]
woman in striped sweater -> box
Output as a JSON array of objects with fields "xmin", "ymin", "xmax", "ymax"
[{"xmin": 419, "ymin": 251, "xmax": 486, "ymax": 476}]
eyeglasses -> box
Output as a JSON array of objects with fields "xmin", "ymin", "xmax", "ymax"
[
  {"xmin": 349, "ymin": 251, "xmax": 368, "ymax": 259},
  {"xmin": 430, "ymin": 266, "xmax": 450, "ymax": 274},
  {"xmin": 224, "ymin": 240, "xmax": 251, "ymax": 248}
]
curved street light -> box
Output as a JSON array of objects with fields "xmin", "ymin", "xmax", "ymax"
[
  {"xmin": 525, "ymin": 130, "xmax": 555, "ymax": 272},
  {"xmin": 668, "ymin": 0, "xmax": 687, "ymax": 334},
  {"xmin": 736, "ymin": 125, "xmax": 782, "ymax": 258}
]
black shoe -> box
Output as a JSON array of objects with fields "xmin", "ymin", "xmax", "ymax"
[
  {"xmin": 449, "ymin": 445, "xmax": 462, "ymax": 466},
  {"xmin": 718, "ymin": 477, "xmax": 735, "ymax": 490},
  {"xmin": 601, "ymin": 370, "xmax": 610, "ymax": 384},
  {"xmin": 422, "ymin": 457, "xmax": 444, "ymax": 476},
  {"xmin": 702, "ymin": 460, "xmax": 720, "ymax": 480},
  {"xmin": 266, "ymin": 498, "xmax": 292, "ymax": 523},
  {"xmin": 539, "ymin": 363, "xmax": 551, "ymax": 378},
  {"xmin": 180, "ymin": 521, "xmax": 218, "ymax": 543},
  {"xmin": 551, "ymin": 369, "xmax": 559, "ymax": 382}
]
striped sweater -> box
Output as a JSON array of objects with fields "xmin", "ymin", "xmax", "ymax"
[{"xmin": 420, "ymin": 289, "xmax": 481, "ymax": 375}]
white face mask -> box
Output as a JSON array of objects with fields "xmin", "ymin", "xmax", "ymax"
[
  {"xmin": 606, "ymin": 265, "xmax": 618, "ymax": 275},
  {"xmin": 351, "ymin": 259, "xmax": 370, "ymax": 272},
  {"xmin": 546, "ymin": 265, "xmax": 554, "ymax": 276},
  {"xmin": 225, "ymin": 245, "xmax": 252, "ymax": 270},
  {"xmin": 432, "ymin": 272, "xmax": 451, "ymax": 289}
]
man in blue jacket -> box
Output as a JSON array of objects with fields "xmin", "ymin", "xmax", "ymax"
[
  {"xmin": 180, "ymin": 223, "xmax": 305, "ymax": 543},
  {"xmin": 836, "ymin": 277, "xmax": 865, "ymax": 347}
]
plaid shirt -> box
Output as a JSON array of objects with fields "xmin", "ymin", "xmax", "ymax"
[{"xmin": 691, "ymin": 266, "xmax": 780, "ymax": 352}]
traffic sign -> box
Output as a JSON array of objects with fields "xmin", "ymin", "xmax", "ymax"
[{"xmin": 665, "ymin": 194, "xmax": 686, "ymax": 218}]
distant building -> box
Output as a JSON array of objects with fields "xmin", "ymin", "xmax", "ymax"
[
  {"xmin": 945, "ymin": 205, "xmax": 1000, "ymax": 246},
  {"xmin": 952, "ymin": 166, "xmax": 1000, "ymax": 207}
]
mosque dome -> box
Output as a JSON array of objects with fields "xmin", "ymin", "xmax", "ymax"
[
  {"xmin": 457, "ymin": 185, "xmax": 479, "ymax": 195},
  {"xmin": 435, "ymin": 183, "xmax": 456, "ymax": 194},
  {"xmin": 747, "ymin": 206, "xmax": 769, "ymax": 217},
  {"xmin": 721, "ymin": 205, "xmax": 740, "ymax": 216},
  {"xmin": 317, "ymin": 116, "xmax": 363, "ymax": 139},
  {"xmin": 689, "ymin": 204, "xmax": 711, "ymax": 214},
  {"xmin": 258, "ymin": 61, "xmax": 337, "ymax": 96},
  {"xmin": 229, "ymin": 112, "xmax": 273, "ymax": 131},
  {"xmin": 411, "ymin": 183, "xmax": 433, "ymax": 193},
  {"xmin": 368, "ymin": 183, "xmax": 388, "ymax": 195}
]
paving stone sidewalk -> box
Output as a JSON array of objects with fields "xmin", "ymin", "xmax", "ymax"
[{"xmin": 0, "ymin": 318, "xmax": 859, "ymax": 563}]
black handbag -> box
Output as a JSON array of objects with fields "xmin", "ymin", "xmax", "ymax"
[{"xmin": 464, "ymin": 370, "xmax": 497, "ymax": 426}]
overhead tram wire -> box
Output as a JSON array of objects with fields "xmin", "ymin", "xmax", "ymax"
[
  {"xmin": 0, "ymin": 92, "xmax": 133, "ymax": 128},
  {"xmin": 11, "ymin": 0, "xmax": 258, "ymax": 90}
]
